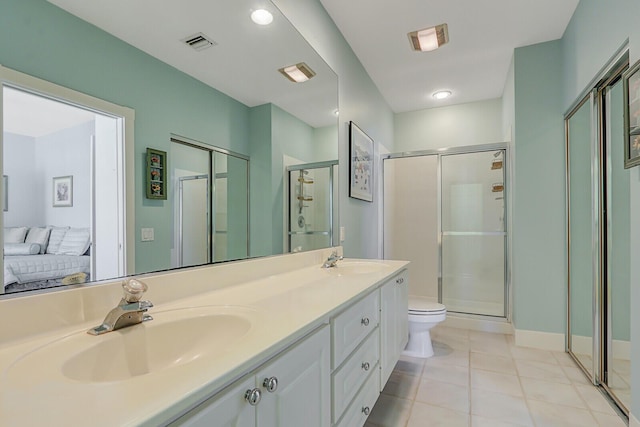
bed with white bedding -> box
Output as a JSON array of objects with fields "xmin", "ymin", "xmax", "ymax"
[
  {"xmin": 3, "ymin": 226, "xmax": 91, "ymax": 293},
  {"xmin": 4, "ymin": 254, "xmax": 91, "ymax": 287}
]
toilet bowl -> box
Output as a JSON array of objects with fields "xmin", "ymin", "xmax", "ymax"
[{"xmin": 403, "ymin": 297, "xmax": 446, "ymax": 358}]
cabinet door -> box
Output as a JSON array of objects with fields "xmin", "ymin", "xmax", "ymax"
[
  {"xmin": 257, "ymin": 325, "xmax": 330, "ymax": 427},
  {"xmin": 380, "ymin": 271, "xmax": 409, "ymax": 387},
  {"xmin": 170, "ymin": 377, "xmax": 255, "ymax": 427}
]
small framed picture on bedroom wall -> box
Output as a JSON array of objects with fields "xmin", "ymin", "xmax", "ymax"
[{"xmin": 53, "ymin": 175, "xmax": 73, "ymax": 207}]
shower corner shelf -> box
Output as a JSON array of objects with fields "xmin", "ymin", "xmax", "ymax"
[{"xmin": 491, "ymin": 183, "xmax": 504, "ymax": 193}]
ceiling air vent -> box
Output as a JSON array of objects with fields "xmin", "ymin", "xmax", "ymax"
[{"xmin": 182, "ymin": 32, "xmax": 217, "ymax": 51}]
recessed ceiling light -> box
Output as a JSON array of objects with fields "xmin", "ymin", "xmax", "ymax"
[
  {"xmin": 433, "ymin": 90, "xmax": 452, "ymax": 100},
  {"xmin": 251, "ymin": 9, "xmax": 273, "ymax": 25},
  {"xmin": 278, "ymin": 62, "xmax": 316, "ymax": 83},
  {"xmin": 408, "ymin": 23, "xmax": 449, "ymax": 52}
]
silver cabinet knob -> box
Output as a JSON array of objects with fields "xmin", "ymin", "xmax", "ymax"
[
  {"xmin": 244, "ymin": 388, "xmax": 262, "ymax": 406},
  {"xmin": 362, "ymin": 406, "xmax": 371, "ymax": 415},
  {"xmin": 362, "ymin": 362, "xmax": 370, "ymax": 371},
  {"xmin": 263, "ymin": 376, "xmax": 278, "ymax": 393},
  {"xmin": 361, "ymin": 317, "xmax": 370, "ymax": 326},
  {"xmin": 396, "ymin": 277, "xmax": 404, "ymax": 285}
]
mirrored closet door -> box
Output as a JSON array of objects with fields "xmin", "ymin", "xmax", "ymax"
[{"xmin": 565, "ymin": 51, "xmax": 630, "ymax": 414}]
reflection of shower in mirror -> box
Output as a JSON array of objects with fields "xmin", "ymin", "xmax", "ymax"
[{"xmin": 287, "ymin": 161, "xmax": 337, "ymax": 254}]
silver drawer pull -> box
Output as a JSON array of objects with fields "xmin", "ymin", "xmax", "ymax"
[
  {"xmin": 263, "ymin": 376, "xmax": 278, "ymax": 393},
  {"xmin": 396, "ymin": 277, "xmax": 404, "ymax": 284},
  {"xmin": 362, "ymin": 406, "xmax": 371, "ymax": 416},
  {"xmin": 361, "ymin": 317, "xmax": 370, "ymax": 326},
  {"xmin": 244, "ymin": 388, "xmax": 262, "ymax": 406},
  {"xmin": 362, "ymin": 362, "xmax": 370, "ymax": 371}
]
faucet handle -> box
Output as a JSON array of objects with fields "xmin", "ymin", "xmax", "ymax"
[{"xmin": 122, "ymin": 278, "xmax": 148, "ymax": 303}]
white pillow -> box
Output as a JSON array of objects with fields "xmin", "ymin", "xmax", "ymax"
[
  {"xmin": 4, "ymin": 227, "xmax": 28, "ymax": 243},
  {"xmin": 25, "ymin": 227, "xmax": 52, "ymax": 254},
  {"xmin": 46, "ymin": 226, "xmax": 70, "ymax": 254},
  {"xmin": 56, "ymin": 228, "xmax": 91, "ymax": 256},
  {"xmin": 4, "ymin": 242, "xmax": 41, "ymax": 255}
]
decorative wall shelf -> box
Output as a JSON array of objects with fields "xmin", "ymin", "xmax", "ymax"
[{"xmin": 146, "ymin": 148, "xmax": 167, "ymax": 200}]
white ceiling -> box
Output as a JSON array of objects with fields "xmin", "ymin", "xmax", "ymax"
[
  {"xmin": 319, "ymin": 0, "xmax": 579, "ymax": 113},
  {"xmin": 47, "ymin": 0, "xmax": 338, "ymax": 128},
  {"xmin": 3, "ymin": 87, "xmax": 96, "ymax": 138},
  {"xmin": 42, "ymin": 0, "xmax": 580, "ymax": 122}
]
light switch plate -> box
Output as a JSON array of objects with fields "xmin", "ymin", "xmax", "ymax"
[
  {"xmin": 340, "ymin": 226, "xmax": 345, "ymax": 242},
  {"xmin": 141, "ymin": 227, "xmax": 154, "ymax": 242}
]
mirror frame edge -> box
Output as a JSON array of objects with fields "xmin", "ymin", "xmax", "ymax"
[{"xmin": 0, "ymin": 63, "xmax": 136, "ymax": 296}]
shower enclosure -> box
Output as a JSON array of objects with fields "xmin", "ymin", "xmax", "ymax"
[
  {"xmin": 383, "ymin": 144, "xmax": 508, "ymax": 318},
  {"xmin": 287, "ymin": 161, "xmax": 338, "ymax": 253}
]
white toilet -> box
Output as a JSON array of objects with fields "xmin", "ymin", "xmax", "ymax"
[{"xmin": 403, "ymin": 296, "xmax": 447, "ymax": 358}]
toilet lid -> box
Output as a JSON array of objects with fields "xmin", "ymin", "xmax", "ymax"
[{"xmin": 408, "ymin": 298, "xmax": 446, "ymax": 314}]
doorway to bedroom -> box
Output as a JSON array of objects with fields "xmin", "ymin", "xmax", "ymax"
[{"xmin": 2, "ymin": 85, "xmax": 125, "ymax": 293}]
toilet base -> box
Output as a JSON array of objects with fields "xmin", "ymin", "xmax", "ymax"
[{"xmin": 402, "ymin": 329, "xmax": 434, "ymax": 358}]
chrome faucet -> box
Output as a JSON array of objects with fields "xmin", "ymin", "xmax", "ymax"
[
  {"xmin": 322, "ymin": 250, "xmax": 343, "ymax": 268},
  {"xmin": 87, "ymin": 279, "xmax": 153, "ymax": 335}
]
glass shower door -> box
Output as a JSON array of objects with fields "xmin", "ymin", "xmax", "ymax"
[
  {"xmin": 287, "ymin": 162, "xmax": 336, "ymax": 253},
  {"xmin": 441, "ymin": 150, "xmax": 506, "ymax": 317}
]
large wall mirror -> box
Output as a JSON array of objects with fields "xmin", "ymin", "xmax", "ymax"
[{"xmin": 0, "ymin": 0, "xmax": 338, "ymax": 296}]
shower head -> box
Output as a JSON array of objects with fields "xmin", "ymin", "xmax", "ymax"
[{"xmin": 493, "ymin": 151, "xmax": 502, "ymax": 158}]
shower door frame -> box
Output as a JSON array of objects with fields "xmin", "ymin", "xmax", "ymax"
[
  {"xmin": 286, "ymin": 160, "xmax": 338, "ymax": 253},
  {"xmin": 177, "ymin": 174, "xmax": 210, "ymax": 267},
  {"xmin": 384, "ymin": 142, "xmax": 511, "ymax": 320}
]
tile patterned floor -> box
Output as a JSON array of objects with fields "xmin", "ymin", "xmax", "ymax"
[
  {"xmin": 364, "ymin": 326, "xmax": 626, "ymax": 427},
  {"xmin": 573, "ymin": 351, "xmax": 631, "ymax": 409}
]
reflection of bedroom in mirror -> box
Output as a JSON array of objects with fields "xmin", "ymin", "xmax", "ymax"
[{"xmin": 2, "ymin": 86, "xmax": 126, "ymax": 293}]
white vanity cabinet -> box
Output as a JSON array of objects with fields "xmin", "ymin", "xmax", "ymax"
[
  {"xmin": 171, "ymin": 325, "xmax": 330, "ymax": 427},
  {"xmin": 331, "ymin": 289, "xmax": 380, "ymax": 426},
  {"xmin": 168, "ymin": 267, "xmax": 409, "ymax": 427},
  {"xmin": 380, "ymin": 270, "xmax": 409, "ymax": 387}
]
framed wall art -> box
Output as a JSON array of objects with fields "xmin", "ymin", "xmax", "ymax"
[
  {"xmin": 146, "ymin": 148, "xmax": 167, "ymax": 200},
  {"xmin": 349, "ymin": 121, "xmax": 374, "ymax": 202},
  {"xmin": 624, "ymin": 59, "xmax": 640, "ymax": 168},
  {"xmin": 52, "ymin": 175, "xmax": 73, "ymax": 207}
]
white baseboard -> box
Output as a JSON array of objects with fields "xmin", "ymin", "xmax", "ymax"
[
  {"xmin": 567, "ymin": 335, "xmax": 630, "ymax": 361},
  {"xmin": 630, "ymin": 413, "xmax": 640, "ymax": 427},
  {"xmin": 571, "ymin": 335, "xmax": 591, "ymax": 356},
  {"xmin": 613, "ymin": 339, "xmax": 631, "ymax": 360},
  {"xmin": 443, "ymin": 314, "xmax": 513, "ymax": 334},
  {"xmin": 514, "ymin": 329, "xmax": 565, "ymax": 352}
]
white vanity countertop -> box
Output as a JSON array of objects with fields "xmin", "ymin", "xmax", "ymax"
[{"xmin": 0, "ymin": 256, "xmax": 408, "ymax": 426}]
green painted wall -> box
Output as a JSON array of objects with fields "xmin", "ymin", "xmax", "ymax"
[
  {"xmin": 248, "ymin": 104, "xmax": 273, "ymax": 257},
  {"xmin": 0, "ymin": 0, "xmax": 250, "ymax": 274},
  {"xmin": 512, "ymin": 40, "xmax": 566, "ymax": 334},
  {"xmin": 274, "ymin": 0, "xmax": 395, "ymax": 259}
]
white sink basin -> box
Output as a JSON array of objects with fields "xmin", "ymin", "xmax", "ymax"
[
  {"xmin": 324, "ymin": 261, "xmax": 388, "ymax": 275},
  {"xmin": 8, "ymin": 306, "xmax": 255, "ymax": 383}
]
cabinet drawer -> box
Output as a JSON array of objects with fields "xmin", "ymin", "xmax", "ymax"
[
  {"xmin": 332, "ymin": 291, "xmax": 380, "ymax": 368},
  {"xmin": 334, "ymin": 365, "xmax": 380, "ymax": 427},
  {"xmin": 332, "ymin": 327, "xmax": 379, "ymax": 422}
]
